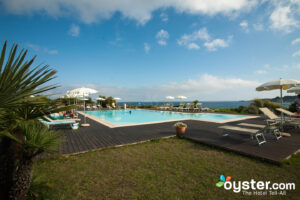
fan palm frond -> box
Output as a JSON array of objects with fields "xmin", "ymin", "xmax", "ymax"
[{"xmin": 0, "ymin": 41, "xmax": 57, "ymax": 108}]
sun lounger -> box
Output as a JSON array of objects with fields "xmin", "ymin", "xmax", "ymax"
[
  {"xmin": 160, "ymin": 104, "xmax": 169, "ymax": 110},
  {"xmin": 182, "ymin": 103, "xmax": 190, "ymax": 112},
  {"xmin": 201, "ymin": 107, "xmax": 211, "ymax": 112},
  {"xmin": 238, "ymin": 122, "xmax": 282, "ymax": 140},
  {"xmin": 44, "ymin": 115, "xmax": 79, "ymax": 123},
  {"xmin": 188, "ymin": 104, "xmax": 195, "ymax": 112},
  {"xmin": 174, "ymin": 103, "xmax": 184, "ymax": 111},
  {"xmin": 276, "ymin": 108, "xmax": 300, "ymax": 119},
  {"xmin": 38, "ymin": 118, "xmax": 76, "ymax": 129},
  {"xmin": 219, "ymin": 125, "xmax": 266, "ymax": 145},
  {"xmin": 97, "ymin": 104, "xmax": 103, "ymax": 109},
  {"xmin": 238, "ymin": 123, "xmax": 265, "ymax": 128},
  {"xmin": 193, "ymin": 104, "xmax": 202, "ymax": 112},
  {"xmin": 259, "ymin": 107, "xmax": 300, "ymax": 128}
]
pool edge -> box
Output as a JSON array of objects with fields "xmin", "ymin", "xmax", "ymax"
[{"xmin": 78, "ymin": 110, "xmax": 259, "ymax": 129}]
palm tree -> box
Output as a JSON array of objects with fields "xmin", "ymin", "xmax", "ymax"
[
  {"xmin": 0, "ymin": 42, "xmax": 57, "ymax": 108},
  {"xmin": 0, "ymin": 41, "xmax": 65, "ymax": 200},
  {"xmin": 8, "ymin": 121, "xmax": 62, "ymax": 199}
]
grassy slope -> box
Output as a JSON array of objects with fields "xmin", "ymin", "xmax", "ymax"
[{"xmin": 33, "ymin": 138, "xmax": 300, "ymax": 200}]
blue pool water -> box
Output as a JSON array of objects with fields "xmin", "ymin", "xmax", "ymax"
[{"xmin": 85, "ymin": 109, "xmax": 248, "ymax": 126}]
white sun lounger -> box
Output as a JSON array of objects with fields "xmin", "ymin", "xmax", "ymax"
[
  {"xmin": 238, "ymin": 122, "xmax": 282, "ymax": 140},
  {"xmin": 219, "ymin": 125, "xmax": 266, "ymax": 145},
  {"xmin": 259, "ymin": 107, "xmax": 300, "ymax": 128},
  {"xmin": 43, "ymin": 115, "xmax": 78, "ymax": 123},
  {"xmin": 38, "ymin": 118, "xmax": 75, "ymax": 129},
  {"xmin": 276, "ymin": 108, "xmax": 300, "ymax": 119}
]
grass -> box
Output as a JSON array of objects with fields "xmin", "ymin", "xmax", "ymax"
[{"xmin": 32, "ymin": 138, "xmax": 300, "ymax": 199}]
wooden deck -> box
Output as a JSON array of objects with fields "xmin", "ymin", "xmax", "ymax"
[{"xmin": 58, "ymin": 112, "xmax": 300, "ymax": 164}]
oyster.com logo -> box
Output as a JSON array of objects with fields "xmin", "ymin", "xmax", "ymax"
[
  {"xmin": 216, "ymin": 174, "xmax": 231, "ymax": 187},
  {"xmin": 215, "ymin": 174, "xmax": 295, "ymax": 196}
]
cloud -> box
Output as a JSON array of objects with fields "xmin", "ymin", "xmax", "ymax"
[
  {"xmin": 178, "ymin": 28, "xmax": 210, "ymax": 46},
  {"xmin": 240, "ymin": 20, "xmax": 249, "ymax": 32},
  {"xmin": 26, "ymin": 43, "xmax": 58, "ymax": 55},
  {"xmin": 1, "ymin": 0, "xmax": 259, "ymax": 24},
  {"xmin": 292, "ymin": 38, "xmax": 300, "ymax": 45},
  {"xmin": 160, "ymin": 12, "xmax": 168, "ymax": 22},
  {"xmin": 54, "ymin": 74, "xmax": 261, "ymax": 101},
  {"xmin": 69, "ymin": 24, "xmax": 80, "ymax": 37},
  {"xmin": 204, "ymin": 36, "xmax": 232, "ymax": 51},
  {"xmin": 269, "ymin": 1, "xmax": 299, "ymax": 33},
  {"xmin": 177, "ymin": 28, "xmax": 211, "ymax": 50},
  {"xmin": 27, "ymin": 43, "xmax": 40, "ymax": 51},
  {"xmin": 187, "ymin": 43, "xmax": 200, "ymax": 50},
  {"xmin": 45, "ymin": 48, "xmax": 59, "ymax": 55},
  {"xmin": 178, "ymin": 28, "xmax": 232, "ymax": 51},
  {"xmin": 253, "ymin": 23, "xmax": 264, "ymax": 31},
  {"xmin": 144, "ymin": 43, "xmax": 150, "ymax": 54},
  {"xmin": 254, "ymin": 70, "xmax": 267, "ymax": 74},
  {"xmin": 292, "ymin": 50, "xmax": 300, "ymax": 57},
  {"xmin": 156, "ymin": 29, "xmax": 169, "ymax": 46}
]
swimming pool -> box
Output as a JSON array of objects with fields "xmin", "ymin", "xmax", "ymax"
[{"xmin": 83, "ymin": 109, "xmax": 256, "ymax": 128}]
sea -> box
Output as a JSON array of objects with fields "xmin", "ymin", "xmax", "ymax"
[{"xmin": 118, "ymin": 101, "xmax": 292, "ymax": 109}]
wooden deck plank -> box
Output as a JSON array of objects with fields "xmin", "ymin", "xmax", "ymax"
[{"xmin": 56, "ymin": 112, "xmax": 300, "ymax": 163}]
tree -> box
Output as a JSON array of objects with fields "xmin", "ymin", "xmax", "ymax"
[
  {"xmin": 103, "ymin": 96, "xmax": 116, "ymax": 108},
  {"xmin": 0, "ymin": 41, "xmax": 64, "ymax": 200},
  {"xmin": 193, "ymin": 100, "xmax": 199, "ymax": 108}
]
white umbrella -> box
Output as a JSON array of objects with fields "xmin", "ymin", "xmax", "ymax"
[
  {"xmin": 176, "ymin": 96, "xmax": 187, "ymax": 99},
  {"xmin": 68, "ymin": 87, "xmax": 98, "ymax": 97},
  {"xmin": 256, "ymin": 78, "xmax": 300, "ymax": 105},
  {"xmin": 66, "ymin": 90, "xmax": 81, "ymax": 104},
  {"xmin": 68, "ymin": 87, "xmax": 99, "ymax": 127},
  {"xmin": 114, "ymin": 97, "xmax": 121, "ymax": 100},
  {"xmin": 287, "ymin": 87, "xmax": 300, "ymax": 94},
  {"xmin": 256, "ymin": 78, "xmax": 300, "ymax": 129},
  {"xmin": 165, "ymin": 96, "xmax": 175, "ymax": 100}
]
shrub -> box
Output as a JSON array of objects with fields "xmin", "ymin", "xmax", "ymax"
[
  {"xmin": 263, "ymin": 100, "xmax": 281, "ymax": 112},
  {"xmin": 253, "ymin": 98, "xmax": 263, "ymax": 108},
  {"xmin": 246, "ymin": 104, "xmax": 259, "ymax": 114},
  {"xmin": 289, "ymin": 102, "xmax": 297, "ymax": 112},
  {"xmin": 173, "ymin": 122, "xmax": 187, "ymax": 128},
  {"xmin": 137, "ymin": 105, "xmax": 154, "ymax": 109}
]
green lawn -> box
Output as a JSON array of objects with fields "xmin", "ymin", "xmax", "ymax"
[{"xmin": 32, "ymin": 138, "xmax": 300, "ymax": 199}]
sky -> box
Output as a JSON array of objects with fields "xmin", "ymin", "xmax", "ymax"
[{"xmin": 0, "ymin": 0, "xmax": 300, "ymax": 101}]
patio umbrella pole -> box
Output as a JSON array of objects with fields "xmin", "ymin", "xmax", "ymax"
[
  {"xmin": 280, "ymin": 86, "xmax": 283, "ymax": 131},
  {"xmin": 84, "ymin": 95, "xmax": 86, "ymax": 124}
]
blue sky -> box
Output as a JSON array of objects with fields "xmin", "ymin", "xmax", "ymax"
[{"xmin": 1, "ymin": 0, "xmax": 300, "ymax": 101}]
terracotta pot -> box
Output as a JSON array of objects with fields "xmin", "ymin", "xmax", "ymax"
[{"xmin": 176, "ymin": 127, "xmax": 186, "ymax": 137}]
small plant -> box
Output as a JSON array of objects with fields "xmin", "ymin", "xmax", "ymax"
[{"xmin": 173, "ymin": 122, "xmax": 187, "ymax": 128}]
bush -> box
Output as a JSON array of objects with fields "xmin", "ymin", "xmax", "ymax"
[
  {"xmin": 137, "ymin": 105, "xmax": 154, "ymax": 109},
  {"xmin": 289, "ymin": 102, "xmax": 297, "ymax": 112},
  {"xmin": 263, "ymin": 100, "xmax": 281, "ymax": 112},
  {"xmin": 246, "ymin": 104, "xmax": 259, "ymax": 114},
  {"xmin": 214, "ymin": 107, "xmax": 242, "ymax": 114},
  {"xmin": 253, "ymin": 98, "xmax": 263, "ymax": 108}
]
